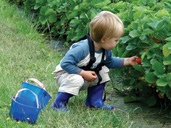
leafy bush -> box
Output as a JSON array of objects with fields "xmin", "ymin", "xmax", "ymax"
[
  {"xmin": 10, "ymin": 0, "xmax": 171, "ymax": 108},
  {"xmin": 112, "ymin": 0, "xmax": 171, "ymax": 107},
  {"xmin": 16, "ymin": 0, "xmax": 112, "ymax": 41}
]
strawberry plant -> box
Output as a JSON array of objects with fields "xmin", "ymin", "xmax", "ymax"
[
  {"xmin": 15, "ymin": 0, "xmax": 112, "ymax": 41},
  {"xmin": 112, "ymin": 0, "xmax": 171, "ymax": 107}
]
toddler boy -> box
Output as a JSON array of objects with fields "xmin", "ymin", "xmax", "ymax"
[{"xmin": 51, "ymin": 11, "xmax": 137, "ymax": 112}]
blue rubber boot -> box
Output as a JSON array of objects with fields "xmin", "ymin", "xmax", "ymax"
[
  {"xmin": 85, "ymin": 83, "xmax": 114, "ymax": 110},
  {"xmin": 51, "ymin": 92, "xmax": 73, "ymax": 112}
]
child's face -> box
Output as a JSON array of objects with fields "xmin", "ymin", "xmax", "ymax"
[{"xmin": 101, "ymin": 37, "xmax": 119, "ymax": 50}]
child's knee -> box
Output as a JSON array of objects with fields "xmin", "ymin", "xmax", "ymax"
[
  {"xmin": 66, "ymin": 74, "xmax": 84, "ymax": 86},
  {"xmin": 58, "ymin": 74, "xmax": 84, "ymax": 96}
]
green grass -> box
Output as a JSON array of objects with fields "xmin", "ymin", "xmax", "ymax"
[{"xmin": 0, "ymin": 0, "xmax": 131, "ymax": 127}]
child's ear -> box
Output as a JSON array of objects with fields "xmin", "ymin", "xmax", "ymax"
[{"xmin": 101, "ymin": 36, "xmax": 106, "ymax": 43}]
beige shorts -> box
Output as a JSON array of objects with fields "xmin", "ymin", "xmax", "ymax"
[{"xmin": 53, "ymin": 66, "xmax": 110, "ymax": 96}]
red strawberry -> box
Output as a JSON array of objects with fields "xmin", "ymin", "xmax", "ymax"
[
  {"xmin": 136, "ymin": 58, "xmax": 141, "ymax": 64},
  {"xmin": 158, "ymin": 92, "xmax": 164, "ymax": 99},
  {"xmin": 149, "ymin": 83, "xmax": 155, "ymax": 87}
]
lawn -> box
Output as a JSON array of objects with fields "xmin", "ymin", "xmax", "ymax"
[{"xmin": 0, "ymin": 0, "xmax": 131, "ymax": 127}]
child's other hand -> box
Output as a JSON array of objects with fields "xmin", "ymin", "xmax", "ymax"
[{"xmin": 79, "ymin": 70, "xmax": 97, "ymax": 82}]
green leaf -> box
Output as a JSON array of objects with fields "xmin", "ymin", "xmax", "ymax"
[
  {"xmin": 34, "ymin": 3, "xmax": 41, "ymax": 10},
  {"xmin": 147, "ymin": 0, "xmax": 156, "ymax": 7},
  {"xmin": 148, "ymin": 19, "xmax": 162, "ymax": 29},
  {"xmin": 145, "ymin": 72, "xmax": 157, "ymax": 83},
  {"xmin": 58, "ymin": 28, "xmax": 65, "ymax": 34},
  {"xmin": 94, "ymin": 0, "xmax": 111, "ymax": 8},
  {"xmin": 121, "ymin": 50, "xmax": 129, "ymax": 58},
  {"xmin": 113, "ymin": 1, "xmax": 125, "ymax": 10},
  {"xmin": 155, "ymin": 9, "xmax": 170, "ymax": 18},
  {"xmin": 133, "ymin": 64, "xmax": 144, "ymax": 73},
  {"xmin": 152, "ymin": 61, "xmax": 165, "ymax": 75},
  {"xmin": 130, "ymin": 70, "xmax": 141, "ymax": 77},
  {"xmin": 120, "ymin": 36, "xmax": 131, "ymax": 43},
  {"xmin": 163, "ymin": 43, "xmax": 171, "ymax": 57},
  {"xmin": 166, "ymin": 73, "xmax": 171, "ymax": 82},
  {"xmin": 129, "ymin": 30, "xmax": 140, "ymax": 38},
  {"xmin": 139, "ymin": 35, "xmax": 148, "ymax": 42},
  {"xmin": 126, "ymin": 44, "xmax": 136, "ymax": 50},
  {"xmin": 124, "ymin": 95, "xmax": 138, "ymax": 103},
  {"xmin": 45, "ymin": 9, "xmax": 56, "ymax": 15},
  {"xmin": 39, "ymin": 16, "xmax": 47, "ymax": 25},
  {"xmin": 166, "ymin": 89, "xmax": 171, "ymax": 99},
  {"xmin": 165, "ymin": 37, "xmax": 171, "ymax": 42},
  {"xmin": 70, "ymin": 19, "xmax": 80, "ymax": 27},
  {"xmin": 68, "ymin": 11, "xmax": 78, "ymax": 19},
  {"xmin": 165, "ymin": 42, "xmax": 171, "ymax": 49},
  {"xmin": 51, "ymin": 26, "xmax": 58, "ymax": 34},
  {"xmin": 138, "ymin": 0, "xmax": 147, "ymax": 5},
  {"xmin": 73, "ymin": 5, "xmax": 79, "ymax": 11},
  {"xmin": 48, "ymin": 14, "xmax": 57, "ymax": 23},
  {"xmin": 142, "ymin": 95, "xmax": 157, "ymax": 107},
  {"xmin": 88, "ymin": 8, "xmax": 99, "ymax": 20},
  {"xmin": 169, "ymin": 83, "xmax": 171, "ymax": 88},
  {"xmin": 156, "ymin": 78, "xmax": 168, "ymax": 87},
  {"xmin": 141, "ymin": 28, "xmax": 154, "ymax": 36},
  {"xmin": 163, "ymin": 55, "xmax": 171, "ymax": 65},
  {"xmin": 80, "ymin": 13, "xmax": 89, "ymax": 20},
  {"xmin": 141, "ymin": 52, "xmax": 146, "ymax": 60},
  {"xmin": 122, "ymin": 78, "xmax": 135, "ymax": 87},
  {"xmin": 117, "ymin": 45, "xmax": 125, "ymax": 57},
  {"xmin": 101, "ymin": 6, "xmax": 114, "ymax": 12},
  {"xmin": 133, "ymin": 6, "xmax": 150, "ymax": 20},
  {"xmin": 40, "ymin": 0, "xmax": 47, "ymax": 4},
  {"xmin": 60, "ymin": 18, "xmax": 67, "ymax": 25},
  {"xmin": 142, "ymin": 58, "xmax": 151, "ymax": 67},
  {"xmin": 40, "ymin": 6, "xmax": 48, "ymax": 15}
]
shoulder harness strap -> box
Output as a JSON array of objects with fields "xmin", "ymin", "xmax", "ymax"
[
  {"xmin": 79, "ymin": 34, "xmax": 105, "ymax": 85},
  {"xmin": 86, "ymin": 35, "xmax": 96, "ymax": 70}
]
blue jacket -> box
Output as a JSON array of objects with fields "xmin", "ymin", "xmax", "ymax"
[{"xmin": 60, "ymin": 39, "xmax": 124, "ymax": 74}]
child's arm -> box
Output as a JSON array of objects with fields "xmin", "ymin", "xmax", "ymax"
[
  {"xmin": 123, "ymin": 56, "xmax": 138, "ymax": 66},
  {"xmin": 60, "ymin": 40, "xmax": 97, "ymax": 82},
  {"xmin": 60, "ymin": 42, "xmax": 87, "ymax": 74},
  {"xmin": 105, "ymin": 51, "xmax": 137, "ymax": 68}
]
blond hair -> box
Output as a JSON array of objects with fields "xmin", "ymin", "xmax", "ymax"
[{"xmin": 90, "ymin": 11, "xmax": 124, "ymax": 43}]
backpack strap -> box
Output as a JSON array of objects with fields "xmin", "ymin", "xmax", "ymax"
[
  {"xmin": 79, "ymin": 34, "xmax": 105, "ymax": 85},
  {"xmin": 94, "ymin": 48, "xmax": 105, "ymax": 85},
  {"xmin": 80, "ymin": 34, "xmax": 96, "ymax": 70},
  {"xmin": 85, "ymin": 35, "xmax": 96, "ymax": 70}
]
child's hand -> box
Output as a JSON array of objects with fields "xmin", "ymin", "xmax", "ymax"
[
  {"xmin": 129, "ymin": 56, "xmax": 138, "ymax": 66},
  {"xmin": 79, "ymin": 70, "xmax": 97, "ymax": 82},
  {"xmin": 124, "ymin": 56, "xmax": 138, "ymax": 66}
]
